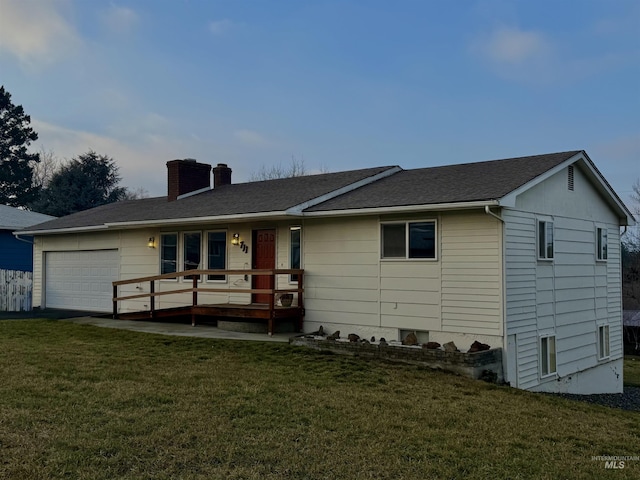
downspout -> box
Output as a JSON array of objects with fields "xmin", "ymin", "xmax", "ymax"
[
  {"xmin": 484, "ymin": 205, "xmax": 503, "ymax": 223},
  {"xmin": 484, "ymin": 205, "xmax": 508, "ymax": 384},
  {"xmin": 14, "ymin": 234, "xmax": 34, "ymax": 244}
]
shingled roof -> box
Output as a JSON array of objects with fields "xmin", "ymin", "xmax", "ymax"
[
  {"xmin": 25, "ymin": 166, "xmax": 395, "ymax": 232},
  {"xmin": 306, "ymin": 151, "xmax": 581, "ymax": 211},
  {"xmin": 26, "ymin": 149, "xmax": 629, "ymax": 234}
]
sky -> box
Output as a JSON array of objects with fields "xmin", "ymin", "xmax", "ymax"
[{"xmin": 0, "ymin": 0, "xmax": 638, "ymax": 207}]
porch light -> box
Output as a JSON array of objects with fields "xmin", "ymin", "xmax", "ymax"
[
  {"xmin": 232, "ymin": 233, "xmax": 240, "ymax": 245},
  {"xmin": 148, "ymin": 237, "xmax": 155, "ymax": 248}
]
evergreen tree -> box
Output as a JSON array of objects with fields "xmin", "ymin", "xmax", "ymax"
[{"xmin": 0, "ymin": 86, "xmax": 40, "ymax": 207}]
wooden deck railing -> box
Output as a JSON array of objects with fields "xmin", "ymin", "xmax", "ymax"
[{"xmin": 112, "ymin": 269, "xmax": 304, "ymax": 332}]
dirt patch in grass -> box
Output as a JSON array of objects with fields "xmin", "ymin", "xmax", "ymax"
[{"xmin": 1, "ymin": 320, "xmax": 639, "ymax": 479}]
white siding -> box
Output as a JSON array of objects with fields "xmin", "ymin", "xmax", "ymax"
[{"xmin": 505, "ymin": 164, "xmax": 624, "ymax": 392}]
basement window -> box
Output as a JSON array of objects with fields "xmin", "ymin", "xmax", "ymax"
[
  {"xmin": 598, "ymin": 325, "xmax": 610, "ymax": 360},
  {"xmin": 540, "ymin": 335, "xmax": 557, "ymax": 377},
  {"xmin": 381, "ymin": 221, "xmax": 436, "ymax": 259}
]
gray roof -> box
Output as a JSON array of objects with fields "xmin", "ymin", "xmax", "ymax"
[
  {"xmin": 307, "ymin": 151, "xmax": 581, "ymax": 211},
  {"xmin": 26, "ymin": 166, "xmax": 394, "ymax": 232},
  {"xmin": 25, "ymin": 150, "xmax": 608, "ymax": 233},
  {"xmin": 0, "ymin": 205, "xmax": 55, "ymax": 230}
]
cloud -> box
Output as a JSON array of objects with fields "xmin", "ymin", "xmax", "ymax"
[
  {"xmin": 0, "ymin": 0, "xmax": 80, "ymax": 67},
  {"xmin": 474, "ymin": 26, "xmax": 550, "ymax": 65},
  {"xmin": 31, "ymin": 119, "xmax": 192, "ymax": 196},
  {"xmin": 209, "ymin": 19, "xmax": 234, "ymax": 35},
  {"xmin": 233, "ymin": 129, "xmax": 276, "ymax": 148},
  {"xmin": 102, "ymin": 3, "xmax": 138, "ymax": 34}
]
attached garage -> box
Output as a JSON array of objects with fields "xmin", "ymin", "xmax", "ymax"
[{"xmin": 44, "ymin": 250, "xmax": 119, "ymax": 312}]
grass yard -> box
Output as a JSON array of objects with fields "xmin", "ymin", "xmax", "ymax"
[
  {"xmin": 1, "ymin": 320, "xmax": 639, "ymax": 480},
  {"xmin": 624, "ymin": 355, "xmax": 640, "ymax": 387}
]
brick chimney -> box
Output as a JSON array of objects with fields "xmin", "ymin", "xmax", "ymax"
[
  {"xmin": 213, "ymin": 163, "xmax": 232, "ymax": 188},
  {"xmin": 166, "ymin": 159, "xmax": 212, "ymax": 201}
]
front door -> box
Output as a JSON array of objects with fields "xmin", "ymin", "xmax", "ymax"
[{"xmin": 252, "ymin": 229, "xmax": 276, "ymax": 304}]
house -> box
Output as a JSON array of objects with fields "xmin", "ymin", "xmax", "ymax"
[
  {"xmin": 22, "ymin": 151, "xmax": 635, "ymax": 394},
  {"xmin": 0, "ymin": 205, "xmax": 54, "ymax": 272},
  {"xmin": 0, "ymin": 205, "xmax": 54, "ymax": 311}
]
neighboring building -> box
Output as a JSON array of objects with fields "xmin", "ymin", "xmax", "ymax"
[
  {"xmin": 0, "ymin": 205, "xmax": 54, "ymax": 272},
  {"xmin": 0, "ymin": 205, "xmax": 54, "ymax": 311},
  {"xmin": 22, "ymin": 151, "xmax": 635, "ymax": 394}
]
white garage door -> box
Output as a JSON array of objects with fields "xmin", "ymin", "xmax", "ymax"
[{"xmin": 45, "ymin": 250, "xmax": 119, "ymax": 312}]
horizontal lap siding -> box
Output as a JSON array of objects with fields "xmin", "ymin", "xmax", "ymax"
[
  {"xmin": 380, "ymin": 259, "xmax": 441, "ymax": 330},
  {"xmin": 439, "ymin": 212, "xmax": 503, "ymax": 336},
  {"xmin": 505, "ymin": 199, "xmax": 624, "ymax": 388},
  {"xmin": 504, "ymin": 210, "xmax": 538, "ymax": 386},
  {"xmin": 304, "ymin": 217, "xmax": 380, "ymax": 328}
]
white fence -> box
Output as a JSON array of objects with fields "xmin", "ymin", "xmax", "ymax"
[{"xmin": 0, "ymin": 269, "xmax": 33, "ymax": 312}]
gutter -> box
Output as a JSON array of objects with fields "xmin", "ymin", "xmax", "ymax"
[
  {"xmin": 18, "ymin": 224, "xmax": 110, "ymax": 236},
  {"xmin": 300, "ymin": 200, "xmax": 500, "ymax": 217}
]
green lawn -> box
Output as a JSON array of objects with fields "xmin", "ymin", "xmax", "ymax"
[
  {"xmin": 1, "ymin": 320, "xmax": 638, "ymax": 480},
  {"xmin": 625, "ymin": 355, "xmax": 640, "ymax": 387}
]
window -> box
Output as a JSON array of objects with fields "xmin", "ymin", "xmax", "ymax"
[
  {"xmin": 290, "ymin": 226, "xmax": 301, "ymax": 282},
  {"xmin": 598, "ymin": 325, "xmax": 610, "ymax": 359},
  {"xmin": 207, "ymin": 231, "xmax": 226, "ymax": 281},
  {"xmin": 538, "ymin": 220, "xmax": 554, "ymax": 260},
  {"xmin": 381, "ymin": 221, "xmax": 436, "ymax": 259},
  {"xmin": 160, "ymin": 233, "xmax": 178, "ymax": 275},
  {"xmin": 540, "ymin": 335, "xmax": 557, "ymax": 377},
  {"xmin": 596, "ymin": 227, "xmax": 608, "ymax": 261},
  {"xmin": 183, "ymin": 232, "xmax": 201, "ymax": 279}
]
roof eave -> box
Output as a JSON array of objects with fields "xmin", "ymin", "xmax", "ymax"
[
  {"xmin": 499, "ymin": 151, "xmax": 635, "ymax": 226},
  {"xmin": 19, "ymin": 225, "xmax": 111, "ymax": 236},
  {"xmin": 302, "ymin": 200, "xmax": 500, "ymax": 217}
]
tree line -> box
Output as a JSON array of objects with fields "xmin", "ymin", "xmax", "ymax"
[{"xmin": 0, "ymin": 85, "xmax": 145, "ymax": 217}]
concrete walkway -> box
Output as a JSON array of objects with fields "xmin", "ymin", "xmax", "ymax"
[{"xmin": 64, "ymin": 316, "xmax": 292, "ymax": 343}]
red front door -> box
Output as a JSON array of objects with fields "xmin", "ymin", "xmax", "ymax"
[{"xmin": 252, "ymin": 229, "xmax": 276, "ymax": 304}]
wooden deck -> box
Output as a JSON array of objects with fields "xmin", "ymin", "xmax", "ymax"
[{"xmin": 112, "ymin": 269, "xmax": 304, "ymax": 335}]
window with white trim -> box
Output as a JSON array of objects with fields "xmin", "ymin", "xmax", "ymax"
[
  {"xmin": 596, "ymin": 227, "xmax": 608, "ymax": 261},
  {"xmin": 290, "ymin": 226, "xmax": 301, "ymax": 282},
  {"xmin": 160, "ymin": 233, "xmax": 178, "ymax": 275},
  {"xmin": 540, "ymin": 335, "xmax": 557, "ymax": 377},
  {"xmin": 538, "ymin": 220, "xmax": 554, "ymax": 260},
  {"xmin": 207, "ymin": 231, "xmax": 227, "ymax": 281},
  {"xmin": 381, "ymin": 221, "xmax": 436, "ymax": 259},
  {"xmin": 598, "ymin": 325, "xmax": 610, "ymax": 359},
  {"xmin": 183, "ymin": 232, "xmax": 201, "ymax": 280}
]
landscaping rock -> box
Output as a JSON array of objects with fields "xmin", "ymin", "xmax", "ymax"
[
  {"xmin": 327, "ymin": 330, "xmax": 340, "ymax": 341},
  {"xmin": 360, "ymin": 339, "xmax": 370, "ymax": 345},
  {"xmin": 468, "ymin": 341, "xmax": 490, "ymax": 353},
  {"xmin": 423, "ymin": 342, "xmax": 441, "ymax": 350},
  {"xmin": 348, "ymin": 333, "xmax": 360, "ymax": 343},
  {"xmin": 443, "ymin": 341, "xmax": 458, "ymax": 352},
  {"xmin": 370, "ymin": 336, "xmax": 375, "ymax": 343},
  {"xmin": 402, "ymin": 332, "xmax": 419, "ymax": 346}
]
